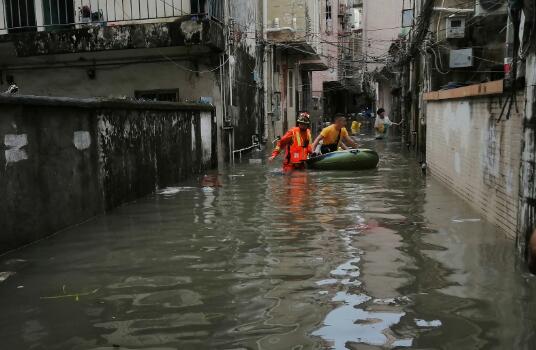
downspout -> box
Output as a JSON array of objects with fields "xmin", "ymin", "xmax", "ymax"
[{"xmin": 223, "ymin": 0, "xmax": 234, "ymax": 165}]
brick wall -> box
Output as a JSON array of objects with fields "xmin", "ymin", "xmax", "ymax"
[{"xmin": 426, "ymin": 93, "xmax": 525, "ymax": 239}]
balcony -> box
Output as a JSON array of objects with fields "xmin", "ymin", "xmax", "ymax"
[{"xmin": 0, "ymin": 0, "xmax": 224, "ymax": 57}]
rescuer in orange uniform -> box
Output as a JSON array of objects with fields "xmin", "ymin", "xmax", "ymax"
[{"xmin": 269, "ymin": 112, "xmax": 313, "ymax": 172}]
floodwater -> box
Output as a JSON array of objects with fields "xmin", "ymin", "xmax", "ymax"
[{"xmin": 1, "ymin": 134, "xmax": 536, "ymax": 350}]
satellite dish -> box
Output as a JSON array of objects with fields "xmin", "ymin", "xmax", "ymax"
[{"xmin": 479, "ymin": 0, "xmax": 504, "ymax": 11}]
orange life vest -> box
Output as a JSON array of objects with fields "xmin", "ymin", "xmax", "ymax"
[{"xmin": 288, "ymin": 127, "xmax": 312, "ymax": 164}]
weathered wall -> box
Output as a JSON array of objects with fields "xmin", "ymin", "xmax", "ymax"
[
  {"xmin": 426, "ymin": 93, "xmax": 525, "ymax": 239},
  {"xmin": 8, "ymin": 18, "xmax": 224, "ymax": 56},
  {"xmin": 0, "ymin": 95, "xmax": 215, "ymax": 253},
  {"xmin": 227, "ymin": 0, "xmax": 264, "ymax": 151},
  {"xmin": 2, "ymin": 61, "xmax": 223, "ymax": 163}
]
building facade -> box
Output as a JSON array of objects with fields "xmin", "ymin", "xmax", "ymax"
[
  {"xmin": 0, "ymin": 0, "xmax": 264, "ymax": 164},
  {"xmin": 311, "ymin": 0, "xmax": 365, "ymax": 124},
  {"xmin": 263, "ymin": 0, "xmax": 327, "ymax": 143},
  {"xmin": 361, "ymin": 0, "xmax": 405, "ymax": 117}
]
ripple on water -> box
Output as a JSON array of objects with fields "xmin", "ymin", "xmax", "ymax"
[
  {"xmin": 107, "ymin": 276, "xmax": 192, "ymax": 289},
  {"xmin": 94, "ymin": 313, "xmax": 210, "ymax": 348},
  {"xmin": 133, "ymin": 289, "xmax": 203, "ymax": 308},
  {"xmin": 104, "ymin": 289, "xmax": 203, "ymax": 309}
]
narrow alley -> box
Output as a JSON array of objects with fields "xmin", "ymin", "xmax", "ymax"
[
  {"xmin": 1, "ymin": 0, "xmax": 536, "ymax": 349},
  {"xmin": 1, "ymin": 133, "xmax": 535, "ymax": 350}
]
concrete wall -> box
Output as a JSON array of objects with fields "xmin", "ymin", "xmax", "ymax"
[
  {"xmin": 3, "ymin": 60, "xmax": 221, "ymax": 102},
  {"xmin": 426, "ymin": 93, "xmax": 525, "ymax": 239},
  {"xmin": 2, "ymin": 59, "xmax": 225, "ymax": 161},
  {"xmin": 0, "ymin": 95, "xmax": 215, "ymax": 253},
  {"xmin": 376, "ymin": 79, "xmax": 394, "ymax": 116}
]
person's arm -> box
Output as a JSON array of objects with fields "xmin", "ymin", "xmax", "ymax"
[
  {"xmin": 311, "ymin": 134, "xmax": 324, "ymax": 154},
  {"xmin": 343, "ymin": 135, "xmax": 358, "ymax": 149},
  {"xmin": 269, "ymin": 130, "xmax": 294, "ymax": 160}
]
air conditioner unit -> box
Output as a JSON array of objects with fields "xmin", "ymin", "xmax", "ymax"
[
  {"xmin": 450, "ymin": 48, "xmax": 474, "ymax": 68},
  {"xmin": 446, "ymin": 17, "xmax": 466, "ymax": 38},
  {"xmin": 475, "ymin": 0, "xmax": 507, "ymax": 16}
]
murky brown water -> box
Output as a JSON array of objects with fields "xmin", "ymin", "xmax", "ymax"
[{"xmin": 1, "ymin": 135, "xmax": 536, "ymax": 350}]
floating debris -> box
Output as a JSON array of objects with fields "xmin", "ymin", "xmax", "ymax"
[
  {"xmin": 373, "ymin": 296, "xmax": 411, "ymax": 306},
  {"xmin": 415, "ymin": 319, "xmax": 442, "ymax": 328},
  {"xmin": 41, "ymin": 285, "xmax": 99, "ymax": 301},
  {"xmin": 452, "ymin": 218, "xmax": 481, "ymax": 223}
]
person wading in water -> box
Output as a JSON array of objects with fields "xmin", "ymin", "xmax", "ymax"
[
  {"xmin": 269, "ymin": 112, "xmax": 313, "ymax": 172},
  {"xmin": 311, "ymin": 113, "xmax": 358, "ymax": 154},
  {"xmin": 374, "ymin": 108, "xmax": 402, "ymax": 139}
]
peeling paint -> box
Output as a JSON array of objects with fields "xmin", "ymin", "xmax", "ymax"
[
  {"xmin": 4, "ymin": 134, "xmax": 28, "ymax": 164},
  {"xmin": 200, "ymin": 112, "xmax": 212, "ymax": 163},
  {"xmin": 11, "ymin": 20, "xmax": 224, "ymax": 57},
  {"xmin": 73, "ymin": 131, "xmax": 91, "ymax": 150}
]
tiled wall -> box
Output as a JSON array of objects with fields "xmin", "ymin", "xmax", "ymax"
[{"xmin": 426, "ymin": 93, "xmax": 525, "ymax": 239}]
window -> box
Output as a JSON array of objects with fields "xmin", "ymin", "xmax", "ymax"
[
  {"xmin": 402, "ymin": 0, "xmax": 414, "ymax": 28},
  {"xmin": 402, "ymin": 9, "xmax": 413, "ymax": 27},
  {"xmin": 326, "ymin": 0, "xmax": 332, "ymax": 20},
  {"xmin": 288, "ymin": 70, "xmax": 294, "ymax": 108},
  {"xmin": 135, "ymin": 89, "xmax": 180, "ymax": 102}
]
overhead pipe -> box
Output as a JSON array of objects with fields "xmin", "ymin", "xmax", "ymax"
[{"xmin": 432, "ymin": 7, "xmax": 474, "ymax": 13}]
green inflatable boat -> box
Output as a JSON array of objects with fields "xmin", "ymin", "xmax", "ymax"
[{"xmin": 306, "ymin": 149, "xmax": 379, "ymax": 171}]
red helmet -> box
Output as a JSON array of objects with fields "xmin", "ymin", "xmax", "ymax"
[{"xmin": 297, "ymin": 112, "xmax": 310, "ymax": 125}]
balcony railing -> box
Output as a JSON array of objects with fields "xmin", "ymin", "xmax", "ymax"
[{"xmin": 0, "ymin": 0, "xmax": 223, "ymax": 33}]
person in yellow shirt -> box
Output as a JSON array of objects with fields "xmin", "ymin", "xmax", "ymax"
[
  {"xmin": 311, "ymin": 114, "xmax": 358, "ymax": 154},
  {"xmin": 351, "ymin": 120, "xmax": 361, "ymax": 135}
]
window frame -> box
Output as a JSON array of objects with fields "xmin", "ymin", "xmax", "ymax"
[{"xmin": 402, "ymin": 8, "xmax": 414, "ymax": 28}]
